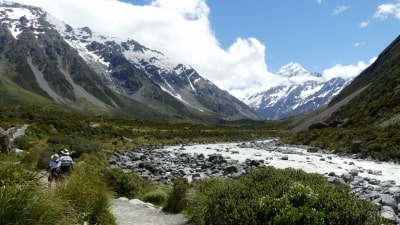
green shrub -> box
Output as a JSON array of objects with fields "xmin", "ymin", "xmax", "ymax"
[
  {"xmin": 187, "ymin": 167, "xmax": 387, "ymax": 225},
  {"xmin": 258, "ymin": 183, "xmax": 325, "ymax": 225},
  {"xmin": 19, "ymin": 148, "xmax": 41, "ymax": 170},
  {"xmin": 103, "ymin": 167, "xmax": 152, "ymax": 199},
  {"xmin": 46, "ymin": 136, "xmax": 99, "ymax": 157},
  {"xmin": 13, "ymin": 135, "xmax": 33, "ymax": 150},
  {"xmin": 163, "ymin": 178, "xmax": 189, "ymax": 213},
  {"xmin": 142, "ymin": 189, "xmax": 169, "ymax": 205}
]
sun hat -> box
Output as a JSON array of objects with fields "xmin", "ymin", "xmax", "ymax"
[
  {"xmin": 51, "ymin": 154, "xmax": 59, "ymax": 161},
  {"xmin": 61, "ymin": 149, "xmax": 70, "ymax": 155}
]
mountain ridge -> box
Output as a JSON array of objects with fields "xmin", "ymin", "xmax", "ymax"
[
  {"xmin": 243, "ymin": 63, "xmax": 351, "ymax": 120},
  {"xmin": 0, "ymin": 2, "xmax": 260, "ymax": 122}
]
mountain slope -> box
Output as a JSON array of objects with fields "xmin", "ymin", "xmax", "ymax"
[
  {"xmin": 0, "ymin": 2, "xmax": 259, "ymax": 122},
  {"xmin": 243, "ymin": 63, "xmax": 350, "ymax": 120},
  {"xmin": 0, "ymin": 3, "xmax": 166, "ymax": 119},
  {"xmin": 293, "ymin": 35, "xmax": 400, "ymax": 130},
  {"xmin": 287, "ymin": 35, "xmax": 400, "ymax": 160}
]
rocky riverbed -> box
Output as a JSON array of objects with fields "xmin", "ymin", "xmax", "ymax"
[{"xmin": 109, "ymin": 139, "xmax": 400, "ymax": 224}]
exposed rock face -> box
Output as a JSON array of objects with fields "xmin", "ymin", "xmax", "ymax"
[{"xmin": 0, "ymin": 125, "xmax": 28, "ymax": 153}]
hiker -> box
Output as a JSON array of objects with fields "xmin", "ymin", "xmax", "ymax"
[
  {"xmin": 48, "ymin": 154, "xmax": 61, "ymax": 188},
  {"xmin": 59, "ymin": 149, "xmax": 74, "ymax": 176}
]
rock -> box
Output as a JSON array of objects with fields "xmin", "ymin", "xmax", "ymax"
[
  {"xmin": 224, "ymin": 165, "xmax": 240, "ymax": 175},
  {"xmin": 341, "ymin": 173, "xmax": 354, "ymax": 183},
  {"xmin": 109, "ymin": 141, "xmax": 400, "ymax": 224},
  {"xmin": 250, "ymin": 160, "xmax": 261, "ymax": 167},
  {"xmin": 327, "ymin": 177, "xmax": 346, "ymax": 186},
  {"xmin": 349, "ymin": 169, "xmax": 358, "ymax": 176},
  {"xmin": 306, "ymin": 147, "xmax": 319, "ymax": 153},
  {"xmin": 367, "ymin": 178, "xmax": 381, "ymax": 185},
  {"xmin": 380, "ymin": 206, "xmax": 399, "ymax": 224},
  {"xmin": 380, "ymin": 194, "xmax": 398, "ymax": 209}
]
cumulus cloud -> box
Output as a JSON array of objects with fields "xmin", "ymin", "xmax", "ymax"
[
  {"xmin": 374, "ymin": 1, "xmax": 400, "ymax": 20},
  {"xmin": 332, "ymin": 5, "xmax": 350, "ymax": 16},
  {"xmin": 322, "ymin": 57, "xmax": 377, "ymax": 80}
]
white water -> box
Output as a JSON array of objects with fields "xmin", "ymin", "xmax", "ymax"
[{"xmin": 162, "ymin": 139, "xmax": 400, "ymax": 184}]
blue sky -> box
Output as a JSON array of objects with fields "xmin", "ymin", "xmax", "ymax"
[
  {"xmin": 206, "ymin": 0, "xmax": 398, "ymax": 72},
  {"xmin": 13, "ymin": 0, "xmax": 400, "ymax": 98}
]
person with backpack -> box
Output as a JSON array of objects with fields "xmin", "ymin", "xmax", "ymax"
[
  {"xmin": 48, "ymin": 154, "xmax": 61, "ymax": 188},
  {"xmin": 59, "ymin": 149, "xmax": 74, "ymax": 176}
]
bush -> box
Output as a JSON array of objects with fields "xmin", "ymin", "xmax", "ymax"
[
  {"xmin": 187, "ymin": 167, "xmax": 387, "ymax": 225},
  {"xmin": 142, "ymin": 189, "xmax": 169, "ymax": 205},
  {"xmin": 46, "ymin": 136, "xmax": 99, "ymax": 157},
  {"xmin": 19, "ymin": 148, "xmax": 41, "ymax": 170},
  {"xmin": 13, "ymin": 135, "xmax": 33, "ymax": 150},
  {"xmin": 103, "ymin": 167, "xmax": 152, "ymax": 199},
  {"xmin": 163, "ymin": 178, "xmax": 189, "ymax": 213}
]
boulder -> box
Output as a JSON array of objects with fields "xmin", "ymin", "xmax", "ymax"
[
  {"xmin": 307, "ymin": 147, "xmax": 319, "ymax": 153},
  {"xmin": 380, "ymin": 206, "xmax": 399, "ymax": 224},
  {"xmin": 281, "ymin": 155, "xmax": 289, "ymax": 160},
  {"xmin": 224, "ymin": 165, "xmax": 241, "ymax": 175}
]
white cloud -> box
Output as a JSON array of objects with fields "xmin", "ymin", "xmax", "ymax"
[
  {"xmin": 317, "ymin": 0, "xmax": 322, "ymax": 5},
  {"xmin": 354, "ymin": 41, "xmax": 366, "ymax": 47},
  {"xmin": 322, "ymin": 57, "xmax": 377, "ymax": 80},
  {"xmin": 332, "ymin": 5, "xmax": 350, "ymax": 16},
  {"xmin": 374, "ymin": 1, "xmax": 400, "ymax": 20},
  {"xmin": 359, "ymin": 20, "xmax": 369, "ymax": 28}
]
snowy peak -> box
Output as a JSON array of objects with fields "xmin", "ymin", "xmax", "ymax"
[
  {"xmin": 276, "ymin": 62, "xmax": 322, "ymax": 78},
  {"xmin": 276, "ymin": 62, "xmax": 308, "ymax": 77},
  {"xmin": 244, "ymin": 61, "xmax": 352, "ymax": 120},
  {"xmin": 0, "ymin": 2, "xmax": 46, "ymax": 39}
]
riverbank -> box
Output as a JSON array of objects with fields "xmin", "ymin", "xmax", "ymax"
[{"xmin": 110, "ymin": 139, "xmax": 400, "ymax": 224}]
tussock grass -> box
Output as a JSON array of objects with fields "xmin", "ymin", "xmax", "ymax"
[{"xmin": 55, "ymin": 164, "xmax": 116, "ymax": 225}]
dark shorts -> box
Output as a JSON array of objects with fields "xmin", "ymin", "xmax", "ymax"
[
  {"xmin": 60, "ymin": 165, "xmax": 71, "ymax": 175},
  {"xmin": 48, "ymin": 168, "xmax": 60, "ymax": 180}
]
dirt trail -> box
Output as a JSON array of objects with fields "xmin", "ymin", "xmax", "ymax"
[{"xmin": 110, "ymin": 197, "xmax": 189, "ymax": 225}]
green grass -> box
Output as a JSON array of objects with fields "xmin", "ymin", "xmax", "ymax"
[{"xmin": 0, "ymin": 102, "xmax": 395, "ymax": 225}]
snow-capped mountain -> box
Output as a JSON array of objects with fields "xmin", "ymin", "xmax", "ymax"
[
  {"xmin": 243, "ymin": 63, "xmax": 352, "ymax": 120},
  {"xmin": 0, "ymin": 2, "xmax": 260, "ymax": 121}
]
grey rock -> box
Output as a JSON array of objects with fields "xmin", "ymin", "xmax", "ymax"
[
  {"xmin": 306, "ymin": 147, "xmax": 319, "ymax": 153},
  {"xmin": 380, "ymin": 206, "xmax": 399, "ymax": 224},
  {"xmin": 224, "ymin": 165, "xmax": 241, "ymax": 175}
]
